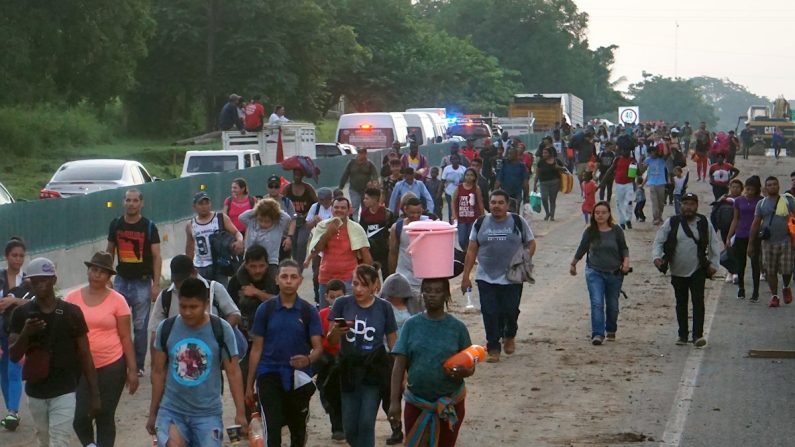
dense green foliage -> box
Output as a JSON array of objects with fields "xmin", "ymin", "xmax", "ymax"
[
  {"xmin": 628, "ymin": 75, "xmax": 718, "ymax": 128},
  {"xmin": 690, "ymin": 77, "xmax": 770, "ymax": 131}
]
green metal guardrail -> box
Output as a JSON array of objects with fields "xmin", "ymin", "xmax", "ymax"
[{"xmin": 0, "ymin": 135, "xmax": 542, "ymax": 258}]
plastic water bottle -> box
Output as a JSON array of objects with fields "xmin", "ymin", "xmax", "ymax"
[
  {"xmin": 464, "ymin": 287, "xmax": 474, "ymax": 310},
  {"xmin": 249, "ymin": 412, "xmax": 264, "ymax": 447}
]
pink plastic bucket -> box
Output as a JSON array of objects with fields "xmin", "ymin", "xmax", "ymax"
[{"xmin": 405, "ymin": 220, "xmax": 457, "ymax": 278}]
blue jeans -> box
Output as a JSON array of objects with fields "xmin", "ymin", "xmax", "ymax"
[
  {"xmin": 457, "ymin": 221, "xmax": 474, "ymax": 253},
  {"xmin": 341, "ymin": 383, "xmax": 381, "ymax": 447},
  {"xmin": 114, "ymin": 276, "xmax": 151, "ymax": 371},
  {"xmin": 584, "ymin": 267, "xmax": 623, "ymax": 337},
  {"xmin": 673, "ymin": 193, "xmax": 682, "ymax": 215},
  {"xmin": 155, "ymin": 407, "xmax": 223, "ymax": 447},
  {"xmin": 0, "ymin": 332, "xmax": 22, "ymax": 412},
  {"xmin": 476, "ymin": 281, "xmax": 523, "ymax": 353},
  {"xmin": 318, "ymin": 280, "xmax": 352, "ymax": 309}
]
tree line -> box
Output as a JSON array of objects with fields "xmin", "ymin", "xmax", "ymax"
[{"xmin": 0, "ymin": 0, "xmax": 767, "ymax": 137}]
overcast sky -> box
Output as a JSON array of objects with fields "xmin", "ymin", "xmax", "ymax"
[{"xmin": 574, "ymin": 0, "xmax": 795, "ymax": 100}]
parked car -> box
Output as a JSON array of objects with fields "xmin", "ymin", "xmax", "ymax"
[
  {"xmin": 0, "ymin": 181, "xmax": 15, "ymax": 205},
  {"xmin": 447, "ymin": 121, "xmax": 493, "ymax": 147},
  {"xmin": 315, "ymin": 143, "xmax": 358, "ymax": 158},
  {"xmin": 40, "ymin": 159, "xmax": 158, "ymax": 199},
  {"xmin": 180, "ymin": 149, "xmax": 262, "ymax": 178}
]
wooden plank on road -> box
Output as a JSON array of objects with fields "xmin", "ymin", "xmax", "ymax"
[{"xmin": 748, "ymin": 349, "xmax": 795, "ymax": 359}]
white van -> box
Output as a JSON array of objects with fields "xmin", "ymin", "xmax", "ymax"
[
  {"xmin": 402, "ymin": 112, "xmax": 437, "ymax": 145},
  {"xmin": 336, "ymin": 113, "xmax": 409, "ymax": 150},
  {"xmin": 406, "ymin": 108, "xmax": 448, "ymax": 142},
  {"xmin": 181, "ymin": 150, "xmax": 262, "ymax": 177}
]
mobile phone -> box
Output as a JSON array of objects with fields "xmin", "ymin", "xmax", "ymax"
[
  {"xmin": 28, "ymin": 311, "xmax": 42, "ymax": 320},
  {"xmin": 334, "ymin": 318, "xmax": 348, "ymax": 327}
]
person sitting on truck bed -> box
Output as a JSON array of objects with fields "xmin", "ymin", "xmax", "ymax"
[
  {"xmin": 268, "ymin": 105, "xmax": 289, "ymax": 125},
  {"xmin": 219, "ymin": 93, "xmax": 245, "ymax": 131}
]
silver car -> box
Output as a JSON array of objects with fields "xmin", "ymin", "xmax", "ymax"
[
  {"xmin": 0, "ymin": 181, "xmax": 15, "ymax": 205},
  {"xmin": 40, "ymin": 159, "xmax": 157, "ymax": 199}
]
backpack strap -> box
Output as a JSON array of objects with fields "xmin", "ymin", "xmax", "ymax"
[
  {"xmin": 159, "ymin": 316, "xmax": 178, "ymax": 361},
  {"xmin": 249, "ymin": 195, "xmax": 257, "ymax": 208},
  {"xmin": 511, "ymin": 213, "xmax": 525, "ymax": 242},
  {"xmin": 259, "ymin": 297, "xmax": 313, "ymax": 344},
  {"xmin": 472, "ymin": 215, "xmax": 487, "ymax": 246},
  {"xmin": 161, "ymin": 288, "xmax": 173, "ymax": 317},
  {"xmin": 159, "ymin": 315, "xmax": 230, "ymax": 368}
]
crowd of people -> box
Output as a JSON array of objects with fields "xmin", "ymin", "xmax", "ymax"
[{"xmin": 0, "ymin": 114, "xmax": 793, "ymax": 447}]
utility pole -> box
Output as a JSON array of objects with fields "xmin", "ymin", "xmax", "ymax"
[{"xmin": 674, "ymin": 20, "xmax": 679, "ymax": 78}]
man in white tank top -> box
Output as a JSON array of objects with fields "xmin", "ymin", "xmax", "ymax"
[{"xmin": 185, "ymin": 192, "xmax": 244, "ymax": 287}]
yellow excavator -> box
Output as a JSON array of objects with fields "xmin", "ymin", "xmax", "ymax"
[{"xmin": 736, "ymin": 96, "xmax": 795, "ymax": 153}]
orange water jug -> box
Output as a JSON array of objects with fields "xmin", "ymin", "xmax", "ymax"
[{"xmin": 443, "ymin": 345, "xmax": 486, "ymax": 371}]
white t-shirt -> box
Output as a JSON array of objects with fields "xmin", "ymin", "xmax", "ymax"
[
  {"xmin": 268, "ymin": 113, "xmax": 289, "ymax": 124},
  {"xmin": 441, "ymin": 165, "xmax": 467, "ymax": 197}
]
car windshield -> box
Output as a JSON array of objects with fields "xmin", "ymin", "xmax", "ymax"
[
  {"xmin": 53, "ymin": 164, "xmax": 125, "ymax": 182},
  {"xmin": 316, "ymin": 145, "xmax": 340, "ymax": 157},
  {"xmin": 186, "ymin": 155, "xmax": 239, "ymax": 173},
  {"xmin": 449, "ymin": 124, "xmax": 490, "ymax": 139}
]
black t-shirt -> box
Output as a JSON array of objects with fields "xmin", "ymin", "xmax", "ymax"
[
  {"xmin": 108, "ymin": 216, "xmax": 161, "ymax": 279},
  {"xmin": 227, "ymin": 268, "xmax": 279, "ymax": 332},
  {"xmin": 358, "ymin": 206, "xmax": 394, "ymax": 263},
  {"xmin": 284, "ymin": 183, "xmax": 317, "ymax": 225},
  {"xmin": 10, "ymin": 299, "xmax": 88, "ymax": 399},
  {"xmin": 536, "ymin": 158, "xmax": 563, "ymax": 182},
  {"xmin": 598, "ymin": 151, "xmax": 617, "ymax": 174}
]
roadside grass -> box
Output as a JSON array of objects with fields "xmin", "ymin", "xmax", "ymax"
[
  {"xmin": 1, "ymin": 139, "xmax": 215, "ymax": 200},
  {"xmin": 1, "ymin": 118, "xmax": 338, "ymax": 201}
]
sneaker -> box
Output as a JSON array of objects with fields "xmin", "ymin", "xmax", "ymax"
[
  {"xmin": 591, "ymin": 335, "xmax": 604, "ymax": 345},
  {"xmin": 750, "ymin": 293, "xmax": 759, "ymax": 303},
  {"xmin": 386, "ymin": 425, "xmax": 404, "ymax": 445},
  {"xmin": 331, "ymin": 431, "xmax": 346, "ymax": 441},
  {"xmin": 694, "ymin": 337, "xmax": 707, "ymax": 348},
  {"xmin": 620, "ymin": 223, "xmax": 626, "ymax": 230},
  {"xmin": 606, "ymin": 332, "xmax": 616, "ymax": 341},
  {"xmin": 732, "ymin": 274, "xmax": 739, "ymax": 284},
  {"xmin": 0, "ymin": 413, "xmax": 19, "ymax": 431},
  {"xmin": 626, "ymin": 221, "xmax": 632, "ymax": 229},
  {"xmin": 761, "ymin": 272, "xmax": 766, "ymax": 282},
  {"xmin": 769, "ymin": 296, "xmax": 780, "ymax": 307},
  {"xmin": 503, "ymin": 338, "xmax": 516, "ymax": 355},
  {"xmin": 783, "ymin": 287, "xmax": 793, "ymax": 304},
  {"xmin": 137, "ymin": 369, "xmax": 145, "ymax": 377},
  {"xmin": 486, "ymin": 351, "xmax": 500, "ymax": 363},
  {"xmin": 724, "ymin": 274, "xmax": 733, "ymax": 283},
  {"xmin": 676, "ymin": 338, "xmax": 688, "ymax": 346},
  {"xmin": 737, "ymin": 288, "xmax": 745, "ymax": 299}
]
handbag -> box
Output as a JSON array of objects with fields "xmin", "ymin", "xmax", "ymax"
[
  {"xmin": 529, "ymin": 191, "xmax": 542, "ymax": 213},
  {"xmin": 757, "ymin": 197, "xmax": 780, "ymax": 241}
]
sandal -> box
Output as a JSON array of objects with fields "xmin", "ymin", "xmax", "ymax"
[{"xmin": 1, "ymin": 413, "xmax": 19, "ymax": 431}]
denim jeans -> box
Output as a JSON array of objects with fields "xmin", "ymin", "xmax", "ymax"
[
  {"xmin": 584, "ymin": 267, "xmax": 624, "ymax": 337},
  {"xmin": 0, "ymin": 332, "xmax": 22, "ymax": 413},
  {"xmin": 476, "ymin": 280, "xmax": 523, "ymax": 353},
  {"xmin": 155, "ymin": 406, "xmax": 224, "ymax": 447},
  {"xmin": 28, "ymin": 392, "xmax": 76, "ymax": 447},
  {"xmin": 614, "ymin": 182, "xmax": 634, "ymax": 225},
  {"xmin": 74, "ymin": 356, "xmax": 127, "ymax": 447},
  {"xmin": 671, "ymin": 268, "xmax": 707, "ymax": 340},
  {"xmin": 350, "ymin": 189, "xmax": 363, "ymax": 221},
  {"xmin": 341, "ymin": 383, "xmax": 381, "ymax": 447},
  {"xmin": 673, "ymin": 193, "xmax": 682, "ymax": 215},
  {"xmin": 457, "ymin": 221, "xmax": 474, "ymax": 253},
  {"xmin": 114, "ymin": 276, "xmax": 151, "ymax": 371}
]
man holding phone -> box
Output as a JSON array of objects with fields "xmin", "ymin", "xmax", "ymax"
[{"xmin": 9, "ymin": 258, "xmax": 100, "ymax": 447}]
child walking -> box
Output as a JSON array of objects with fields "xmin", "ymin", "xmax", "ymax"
[
  {"xmin": 581, "ymin": 171, "xmax": 598, "ymax": 223},
  {"xmin": 634, "ymin": 176, "xmax": 646, "ymax": 222}
]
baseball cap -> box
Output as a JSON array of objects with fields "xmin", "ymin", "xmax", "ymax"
[
  {"xmin": 267, "ymin": 175, "xmax": 281, "ymax": 188},
  {"xmin": 193, "ymin": 191, "xmax": 210, "ymax": 204},
  {"xmin": 26, "ymin": 257, "xmax": 57, "ymax": 277},
  {"xmin": 170, "ymin": 255, "xmax": 195, "ymax": 283},
  {"xmin": 681, "ymin": 192, "xmax": 699, "ymax": 203}
]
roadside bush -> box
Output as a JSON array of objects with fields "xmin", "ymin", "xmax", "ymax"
[{"xmin": 0, "ymin": 104, "xmax": 112, "ymax": 156}]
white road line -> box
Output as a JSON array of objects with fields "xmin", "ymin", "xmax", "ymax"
[{"xmin": 661, "ymin": 280, "xmax": 725, "ymax": 446}]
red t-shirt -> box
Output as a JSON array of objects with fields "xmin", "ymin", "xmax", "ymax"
[
  {"xmin": 455, "ymin": 183, "xmax": 480, "ymax": 224},
  {"xmin": 461, "ymin": 148, "xmax": 477, "ymax": 162},
  {"xmin": 244, "ymin": 102, "xmax": 265, "ymax": 130},
  {"xmin": 614, "ymin": 157, "xmax": 634, "ymax": 185},
  {"xmin": 225, "ymin": 196, "xmax": 255, "ymax": 233},
  {"xmin": 581, "ymin": 180, "xmax": 598, "ymax": 213},
  {"xmin": 318, "ymin": 307, "xmax": 340, "ymax": 356},
  {"xmin": 319, "ymin": 226, "xmax": 358, "ymax": 283}
]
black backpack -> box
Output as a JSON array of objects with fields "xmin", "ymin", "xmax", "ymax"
[
  {"xmin": 710, "ymin": 201, "xmax": 734, "ymax": 237},
  {"xmin": 209, "ymin": 213, "xmax": 238, "ymax": 277}
]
